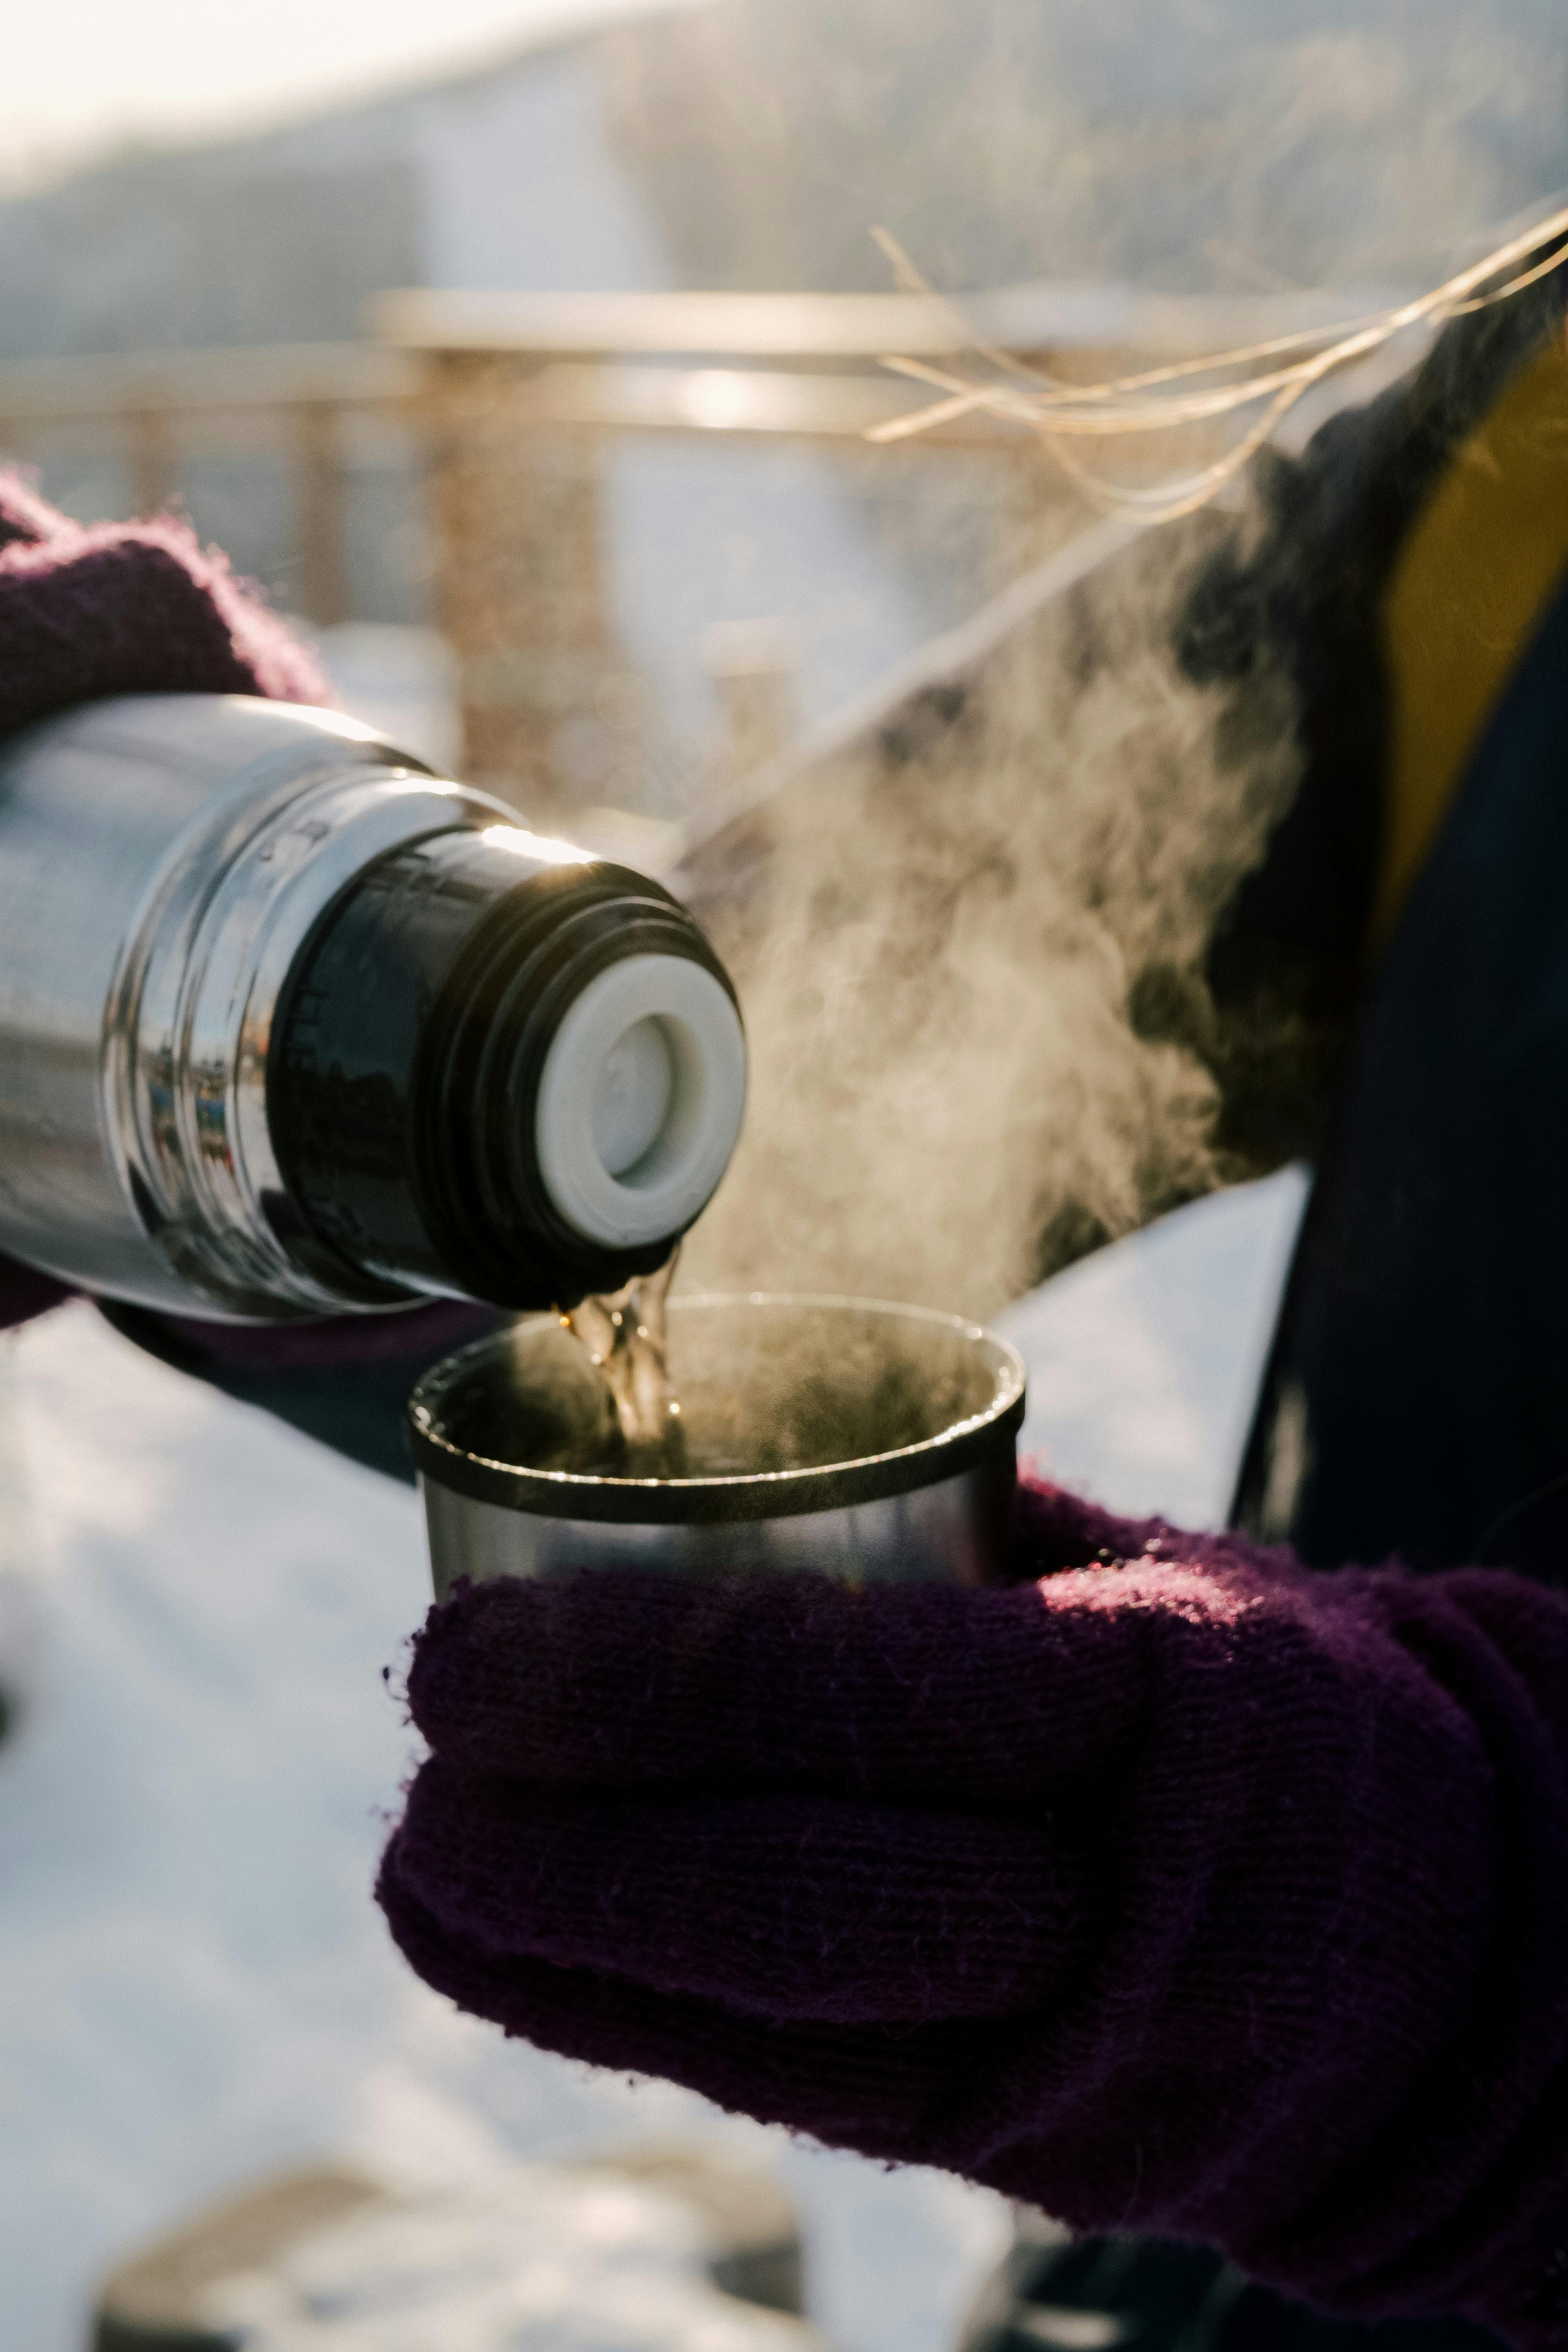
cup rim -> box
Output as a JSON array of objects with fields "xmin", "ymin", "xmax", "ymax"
[{"xmin": 407, "ymin": 1291, "xmax": 1027, "ymax": 1524}]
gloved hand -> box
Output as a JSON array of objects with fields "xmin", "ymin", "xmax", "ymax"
[
  {"xmin": 0, "ymin": 469, "xmax": 329, "ymax": 1333},
  {"xmin": 378, "ymin": 1479, "xmax": 1568, "ymax": 2348}
]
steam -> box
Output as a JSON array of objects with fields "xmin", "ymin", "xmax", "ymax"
[
  {"xmin": 679, "ymin": 507, "xmax": 1301, "ymax": 1322},
  {"xmin": 593, "ymin": 0, "xmax": 1568, "ymax": 1320},
  {"xmin": 604, "ymin": 0, "xmax": 1568, "ymax": 298}
]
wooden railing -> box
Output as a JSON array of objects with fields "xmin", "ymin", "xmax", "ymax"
[{"xmin": 0, "ymin": 283, "xmax": 1406, "ymax": 812}]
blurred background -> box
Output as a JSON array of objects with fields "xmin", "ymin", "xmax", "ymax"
[
  {"xmin": 6, "ymin": 0, "xmax": 1567, "ymax": 843},
  {"xmin": 1, "ymin": 2, "xmax": 1564, "ymax": 2345}
]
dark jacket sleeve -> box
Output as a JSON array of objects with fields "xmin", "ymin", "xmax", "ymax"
[{"xmin": 1191, "ymin": 274, "xmax": 1568, "ymax": 1575}]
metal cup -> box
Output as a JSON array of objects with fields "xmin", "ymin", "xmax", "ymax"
[{"xmin": 409, "ymin": 1293, "xmax": 1027, "ymax": 1595}]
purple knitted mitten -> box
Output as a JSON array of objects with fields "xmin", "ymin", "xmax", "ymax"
[
  {"xmin": 0, "ymin": 470, "xmax": 326, "ymax": 735},
  {"xmin": 0, "ymin": 471, "xmax": 331, "ymax": 1334},
  {"xmin": 379, "ymin": 1480, "xmax": 1568, "ymax": 2348}
]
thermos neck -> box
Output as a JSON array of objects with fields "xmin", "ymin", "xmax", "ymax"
[{"xmin": 267, "ymin": 826, "xmax": 746, "ymax": 1311}]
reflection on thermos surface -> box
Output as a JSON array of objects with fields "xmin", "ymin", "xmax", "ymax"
[{"xmin": 0, "ymin": 694, "xmax": 746, "ymax": 1323}]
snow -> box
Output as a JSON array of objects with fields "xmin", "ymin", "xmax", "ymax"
[
  {"xmin": 1000, "ymin": 1165, "xmax": 1310, "ymax": 1530},
  {"xmin": 0, "ymin": 1166, "xmax": 1307, "ymax": 2352}
]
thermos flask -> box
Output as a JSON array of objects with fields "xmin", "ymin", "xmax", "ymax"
[{"xmin": 0, "ymin": 694, "xmax": 747, "ymax": 1322}]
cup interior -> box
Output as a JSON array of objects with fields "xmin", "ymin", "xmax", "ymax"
[{"xmin": 414, "ymin": 1295, "xmax": 1020, "ymax": 1486}]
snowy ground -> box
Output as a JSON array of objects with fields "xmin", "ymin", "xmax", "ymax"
[{"xmin": 0, "ymin": 1167, "xmax": 1307, "ymax": 2352}]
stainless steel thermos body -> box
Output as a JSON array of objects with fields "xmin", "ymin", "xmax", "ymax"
[{"xmin": 0, "ymin": 695, "xmax": 746, "ymax": 1323}]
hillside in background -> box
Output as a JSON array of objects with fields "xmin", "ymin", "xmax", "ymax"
[
  {"xmin": 1, "ymin": 0, "xmax": 1565, "ymax": 362},
  {"xmin": 609, "ymin": 0, "xmax": 1568, "ymax": 296},
  {"xmin": 0, "ymin": 20, "xmax": 669, "ymax": 360},
  {"xmin": 3, "ymin": 0, "xmax": 1563, "ymax": 817}
]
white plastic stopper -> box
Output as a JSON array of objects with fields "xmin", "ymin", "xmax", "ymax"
[{"xmin": 534, "ymin": 954, "xmax": 747, "ymax": 1248}]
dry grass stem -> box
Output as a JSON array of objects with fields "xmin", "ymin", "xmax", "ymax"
[{"xmin": 869, "ymin": 201, "xmax": 1568, "ymax": 522}]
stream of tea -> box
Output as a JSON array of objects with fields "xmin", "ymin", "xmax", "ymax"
[
  {"xmin": 560, "ymin": 1249, "xmax": 688, "ymax": 1475},
  {"xmin": 555, "ymin": 1256, "xmax": 951, "ymax": 1483}
]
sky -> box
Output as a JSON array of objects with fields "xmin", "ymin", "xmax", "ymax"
[{"xmin": 1, "ymin": 0, "xmax": 704, "ymax": 191}]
